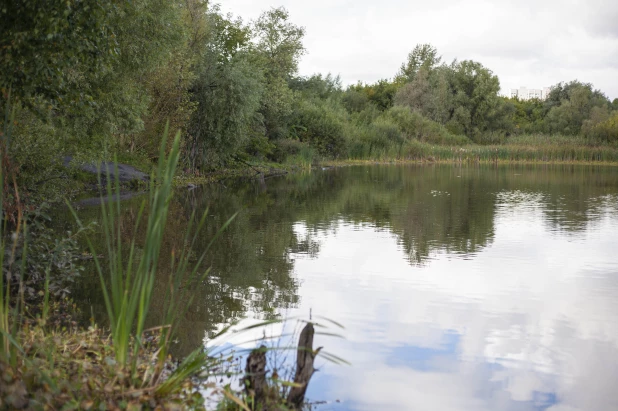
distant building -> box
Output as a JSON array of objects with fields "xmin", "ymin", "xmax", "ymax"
[{"xmin": 510, "ymin": 86, "xmax": 552, "ymax": 101}]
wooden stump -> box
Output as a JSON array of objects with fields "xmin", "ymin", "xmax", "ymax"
[
  {"xmin": 244, "ymin": 345, "xmax": 268, "ymax": 406},
  {"xmin": 287, "ymin": 322, "xmax": 319, "ymax": 408},
  {"xmin": 244, "ymin": 323, "xmax": 319, "ymax": 410}
]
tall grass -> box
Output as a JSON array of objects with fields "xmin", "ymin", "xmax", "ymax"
[
  {"xmin": 343, "ymin": 137, "xmax": 618, "ymax": 163},
  {"xmin": 71, "ymin": 125, "xmax": 234, "ymax": 387},
  {"xmin": 0, "ymin": 94, "xmax": 22, "ymax": 368},
  {"xmin": 286, "ymin": 144, "xmax": 317, "ymax": 169}
]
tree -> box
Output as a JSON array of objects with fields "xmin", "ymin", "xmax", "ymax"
[
  {"xmin": 187, "ymin": 10, "xmax": 263, "ymax": 170},
  {"xmin": 289, "ymin": 73, "xmax": 342, "ymax": 100},
  {"xmin": 349, "ymin": 80, "xmax": 398, "ymax": 111},
  {"xmin": 0, "ymin": 1, "xmax": 116, "ymax": 110},
  {"xmin": 394, "ymin": 55, "xmax": 503, "ymax": 139},
  {"xmin": 253, "ymin": 7, "xmax": 305, "ymax": 79},
  {"xmin": 394, "ymin": 67, "xmax": 433, "ymax": 112},
  {"xmin": 448, "ymin": 60, "xmax": 501, "ymax": 137},
  {"xmin": 207, "ymin": 7, "xmax": 252, "ymax": 63},
  {"xmin": 543, "ymin": 81, "xmax": 610, "ymax": 135},
  {"xmin": 253, "ymin": 7, "xmax": 306, "ymax": 141},
  {"xmin": 342, "ymin": 89, "xmax": 371, "ymax": 113},
  {"xmin": 396, "ymin": 44, "xmax": 441, "ymax": 83},
  {"xmin": 507, "ymin": 97, "xmax": 545, "ymax": 134}
]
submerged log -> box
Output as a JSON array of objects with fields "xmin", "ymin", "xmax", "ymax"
[{"xmin": 287, "ymin": 322, "xmax": 320, "ymax": 408}]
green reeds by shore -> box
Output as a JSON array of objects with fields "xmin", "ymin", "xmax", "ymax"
[
  {"xmin": 0, "ymin": 125, "xmax": 234, "ymax": 409},
  {"xmin": 341, "ymin": 135, "xmax": 618, "ymax": 164}
]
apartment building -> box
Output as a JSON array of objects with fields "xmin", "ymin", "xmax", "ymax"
[{"xmin": 510, "ymin": 86, "xmax": 552, "ymax": 100}]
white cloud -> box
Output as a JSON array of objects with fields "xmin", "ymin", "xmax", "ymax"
[{"xmin": 221, "ymin": 0, "xmax": 618, "ymax": 98}]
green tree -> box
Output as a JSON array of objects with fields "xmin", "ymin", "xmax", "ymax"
[
  {"xmin": 342, "ymin": 89, "xmax": 371, "ymax": 113},
  {"xmin": 543, "ymin": 81, "xmax": 610, "ymax": 135},
  {"xmin": 187, "ymin": 10, "xmax": 263, "ymax": 170},
  {"xmin": 253, "ymin": 7, "xmax": 306, "ymax": 141},
  {"xmin": 289, "ymin": 73, "xmax": 342, "ymax": 100},
  {"xmin": 394, "ymin": 52, "xmax": 503, "ymax": 139},
  {"xmin": 349, "ymin": 80, "xmax": 398, "ymax": 111},
  {"xmin": 291, "ymin": 98, "xmax": 347, "ymax": 157},
  {"xmin": 253, "ymin": 7, "xmax": 305, "ymax": 79},
  {"xmin": 0, "ymin": 0, "xmax": 116, "ymax": 110},
  {"xmin": 396, "ymin": 43, "xmax": 442, "ymax": 83},
  {"xmin": 448, "ymin": 60, "xmax": 501, "ymax": 138}
]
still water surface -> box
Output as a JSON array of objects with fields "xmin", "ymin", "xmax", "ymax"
[{"xmin": 70, "ymin": 165, "xmax": 618, "ymax": 410}]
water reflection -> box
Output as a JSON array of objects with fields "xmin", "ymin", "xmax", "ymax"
[{"xmin": 65, "ymin": 164, "xmax": 618, "ymax": 410}]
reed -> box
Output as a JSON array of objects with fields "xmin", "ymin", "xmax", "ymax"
[
  {"xmin": 70, "ymin": 124, "xmax": 235, "ymax": 391},
  {"xmin": 345, "ymin": 137, "xmax": 618, "ymax": 164}
]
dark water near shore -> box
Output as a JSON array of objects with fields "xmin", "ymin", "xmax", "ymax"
[{"xmin": 66, "ymin": 164, "xmax": 618, "ymax": 410}]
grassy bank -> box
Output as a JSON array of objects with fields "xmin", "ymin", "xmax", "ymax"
[
  {"xmin": 1, "ymin": 125, "xmax": 342, "ymax": 410},
  {"xmin": 321, "ymin": 139, "xmax": 618, "ymax": 166}
]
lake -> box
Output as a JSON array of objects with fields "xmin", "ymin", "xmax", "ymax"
[{"xmin": 68, "ymin": 164, "xmax": 618, "ymax": 411}]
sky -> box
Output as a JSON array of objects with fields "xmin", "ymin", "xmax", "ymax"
[{"xmin": 220, "ymin": 0, "xmax": 618, "ymax": 99}]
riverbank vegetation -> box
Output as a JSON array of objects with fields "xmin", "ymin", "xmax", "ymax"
[
  {"xmin": 1, "ymin": 131, "xmax": 216, "ymax": 408},
  {"xmin": 2, "ymin": 1, "xmax": 618, "ymax": 208},
  {"xmin": 1, "ymin": 1, "xmax": 617, "ymax": 408}
]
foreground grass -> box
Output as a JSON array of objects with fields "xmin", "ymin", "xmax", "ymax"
[
  {"xmin": 1, "ymin": 128, "xmax": 224, "ymax": 409},
  {"xmin": 0, "ymin": 323, "xmax": 206, "ymax": 409},
  {"xmin": 1, "ymin": 127, "xmax": 329, "ymax": 410}
]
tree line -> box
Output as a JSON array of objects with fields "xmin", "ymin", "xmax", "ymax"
[{"xmin": 2, "ymin": 1, "xmax": 618, "ymax": 190}]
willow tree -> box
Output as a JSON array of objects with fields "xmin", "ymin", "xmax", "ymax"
[
  {"xmin": 253, "ymin": 7, "xmax": 306, "ymax": 140},
  {"xmin": 187, "ymin": 9, "xmax": 263, "ymax": 171}
]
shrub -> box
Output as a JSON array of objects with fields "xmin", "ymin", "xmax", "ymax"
[
  {"xmin": 384, "ymin": 106, "xmax": 469, "ymax": 145},
  {"xmin": 584, "ymin": 111, "xmax": 618, "ymax": 144},
  {"xmin": 292, "ymin": 99, "xmax": 347, "ymax": 157}
]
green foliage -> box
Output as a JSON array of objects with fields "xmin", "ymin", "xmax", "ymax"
[
  {"xmin": 252, "ymin": 7, "xmax": 306, "ymax": 142},
  {"xmin": 4, "ymin": 5, "xmax": 618, "ymax": 207},
  {"xmin": 396, "ymin": 43, "xmax": 442, "ymax": 83},
  {"xmin": 583, "ymin": 111, "xmax": 618, "ymax": 143},
  {"xmin": 394, "ymin": 48, "xmax": 503, "ymax": 139},
  {"xmin": 506, "ymin": 97, "xmax": 545, "ymax": 134},
  {"xmin": 543, "ymin": 81, "xmax": 612, "ymax": 136},
  {"xmin": 448, "ymin": 60, "xmax": 502, "ymax": 138},
  {"xmin": 289, "ymin": 73, "xmax": 342, "ymax": 99},
  {"xmin": 188, "ymin": 51, "xmax": 264, "ymax": 170},
  {"xmin": 384, "ymin": 106, "xmax": 469, "ymax": 145},
  {"xmin": 291, "ymin": 98, "xmax": 347, "ymax": 157},
  {"xmin": 342, "ymin": 89, "xmax": 372, "ymax": 113},
  {"xmin": 0, "ymin": 0, "xmax": 116, "ymax": 110},
  {"xmin": 254, "ymin": 7, "xmax": 306, "ymax": 80},
  {"xmin": 349, "ymin": 79, "xmax": 398, "ymax": 111}
]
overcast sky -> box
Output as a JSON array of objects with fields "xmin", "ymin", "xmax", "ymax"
[{"xmin": 221, "ymin": 0, "xmax": 618, "ymax": 99}]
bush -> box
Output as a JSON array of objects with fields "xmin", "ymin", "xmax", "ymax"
[
  {"xmin": 9, "ymin": 106, "xmax": 65, "ymax": 190},
  {"xmin": 272, "ymin": 138, "xmax": 312, "ymax": 163},
  {"xmin": 344, "ymin": 117, "xmax": 403, "ymax": 159},
  {"xmin": 292, "ymin": 99, "xmax": 347, "ymax": 157},
  {"xmin": 584, "ymin": 111, "xmax": 618, "ymax": 143},
  {"xmin": 384, "ymin": 106, "xmax": 469, "ymax": 145}
]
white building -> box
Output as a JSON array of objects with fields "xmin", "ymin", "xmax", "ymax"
[{"xmin": 510, "ymin": 86, "xmax": 552, "ymax": 101}]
